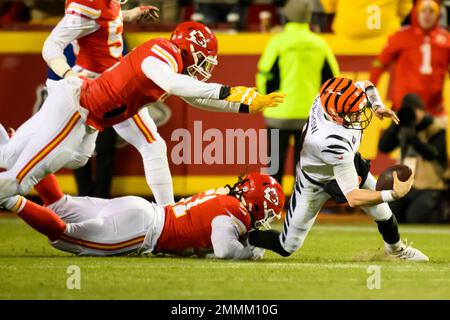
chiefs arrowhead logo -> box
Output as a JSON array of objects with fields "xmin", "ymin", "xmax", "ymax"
[
  {"xmin": 264, "ymin": 187, "xmax": 279, "ymax": 206},
  {"xmin": 187, "ymin": 30, "xmax": 207, "ymax": 48}
]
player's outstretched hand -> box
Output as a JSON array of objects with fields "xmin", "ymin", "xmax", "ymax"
[
  {"xmin": 374, "ymin": 105, "xmax": 400, "ymax": 125},
  {"xmin": 124, "ymin": 6, "xmax": 160, "ymax": 22},
  {"xmin": 249, "ymin": 92, "xmax": 286, "ymax": 113},
  {"xmin": 225, "ymin": 87, "xmax": 286, "ymax": 113},
  {"xmin": 138, "ymin": 6, "xmax": 160, "ymax": 21},
  {"xmin": 392, "ymin": 171, "xmax": 414, "ymax": 199}
]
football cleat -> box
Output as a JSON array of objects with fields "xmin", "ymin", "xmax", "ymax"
[{"xmin": 384, "ymin": 241, "xmax": 429, "ymax": 261}]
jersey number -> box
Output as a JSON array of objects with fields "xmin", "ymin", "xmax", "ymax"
[
  {"xmin": 108, "ymin": 16, "xmax": 123, "ymax": 59},
  {"xmin": 172, "ymin": 195, "xmax": 216, "ymax": 218},
  {"xmin": 419, "ymin": 41, "xmax": 432, "ymax": 75}
]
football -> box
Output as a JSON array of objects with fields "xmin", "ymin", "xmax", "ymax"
[{"xmin": 375, "ymin": 164, "xmax": 413, "ymax": 191}]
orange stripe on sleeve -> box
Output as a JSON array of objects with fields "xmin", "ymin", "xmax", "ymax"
[{"xmin": 17, "ymin": 112, "xmax": 81, "ymax": 183}]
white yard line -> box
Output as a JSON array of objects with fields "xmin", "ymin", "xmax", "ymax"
[{"xmin": 313, "ymin": 225, "xmax": 450, "ymax": 235}]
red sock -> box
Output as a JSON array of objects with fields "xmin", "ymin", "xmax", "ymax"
[
  {"xmin": 16, "ymin": 199, "xmax": 66, "ymax": 241},
  {"xmin": 34, "ymin": 174, "xmax": 64, "ymax": 206}
]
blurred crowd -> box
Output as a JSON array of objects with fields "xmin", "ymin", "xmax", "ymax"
[{"xmin": 1, "ymin": 1, "xmax": 448, "ymax": 33}]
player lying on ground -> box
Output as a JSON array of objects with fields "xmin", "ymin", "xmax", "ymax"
[
  {"xmin": 0, "ymin": 173, "xmax": 284, "ymax": 258},
  {"xmin": 41, "ymin": 0, "xmax": 176, "ymax": 204},
  {"xmin": 0, "ymin": 21, "xmax": 285, "ymax": 204},
  {"xmin": 249, "ymin": 77, "xmax": 429, "ymax": 261}
]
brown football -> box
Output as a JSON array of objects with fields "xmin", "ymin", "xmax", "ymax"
[{"xmin": 375, "ymin": 164, "xmax": 413, "ymax": 191}]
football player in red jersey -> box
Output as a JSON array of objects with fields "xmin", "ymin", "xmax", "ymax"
[
  {"xmin": 40, "ymin": 0, "xmax": 176, "ymax": 204},
  {"xmin": 0, "ymin": 172, "xmax": 285, "ymax": 259},
  {"xmin": 0, "ymin": 21, "xmax": 285, "ymax": 204},
  {"xmin": 370, "ymin": 0, "xmax": 449, "ymax": 117}
]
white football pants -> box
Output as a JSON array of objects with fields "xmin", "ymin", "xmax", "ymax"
[
  {"xmin": 0, "ymin": 77, "xmax": 95, "ymax": 198},
  {"xmin": 47, "ymin": 78, "xmax": 174, "ymax": 205},
  {"xmin": 280, "ymin": 170, "xmax": 393, "ymax": 254},
  {"xmin": 48, "ymin": 195, "xmax": 164, "ymax": 256}
]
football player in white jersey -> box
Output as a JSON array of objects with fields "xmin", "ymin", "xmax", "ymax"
[{"xmin": 249, "ymin": 77, "xmax": 429, "ymax": 261}]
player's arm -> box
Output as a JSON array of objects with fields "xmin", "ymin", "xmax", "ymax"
[
  {"xmin": 209, "ymin": 216, "xmax": 263, "ymax": 260},
  {"xmin": 142, "ymin": 56, "xmax": 285, "ymax": 113},
  {"xmin": 334, "ymin": 161, "xmax": 413, "ymax": 207},
  {"xmin": 356, "ymin": 80, "xmax": 399, "ymax": 124},
  {"xmin": 42, "ymin": 8, "xmax": 100, "ymax": 78},
  {"xmin": 122, "ymin": 5, "xmax": 159, "ymax": 22},
  {"xmin": 180, "ymin": 97, "xmax": 247, "ymax": 113}
]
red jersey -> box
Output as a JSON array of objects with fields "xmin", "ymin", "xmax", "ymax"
[
  {"xmin": 79, "ymin": 38, "xmax": 183, "ymax": 130},
  {"xmin": 65, "ymin": 0, "xmax": 122, "ymax": 74},
  {"xmin": 370, "ymin": 2, "xmax": 450, "ymax": 116},
  {"xmin": 155, "ymin": 192, "xmax": 251, "ymax": 255}
]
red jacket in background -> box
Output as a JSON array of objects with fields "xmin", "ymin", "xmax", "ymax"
[{"xmin": 370, "ymin": 0, "xmax": 450, "ymax": 116}]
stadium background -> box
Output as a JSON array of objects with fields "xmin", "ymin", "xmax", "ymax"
[
  {"xmin": 0, "ymin": 0, "xmax": 449, "ymax": 301},
  {"xmin": 1, "ymin": 31, "xmax": 448, "ymax": 197}
]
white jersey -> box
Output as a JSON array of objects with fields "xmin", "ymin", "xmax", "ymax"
[{"xmin": 299, "ymin": 95, "xmax": 362, "ymax": 183}]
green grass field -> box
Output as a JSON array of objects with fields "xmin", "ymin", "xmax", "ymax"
[{"xmin": 0, "ymin": 215, "xmax": 449, "ymax": 300}]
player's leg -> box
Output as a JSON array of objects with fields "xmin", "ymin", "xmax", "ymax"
[
  {"xmin": 113, "ymin": 108, "xmax": 174, "ymax": 205},
  {"xmin": 51, "ymin": 196, "xmax": 162, "ymax": 256},
  {"xmin": 2, "ymin": 195, "xmax": 67, "ymax": 241},
  {"xmin": 0, "ymin": 126, "xmax": 69, "ymax": 207},
  {"xmin": 0, "ymin": 104, "xmax": 48, "ymax": 170},
  {"xmin": 360, "ymin": 172, "xmax": 428, "ymax": 261},
  {"xmin": 280, "ymin": 175, "xmax": 331, "ymax": 254},
  {"xmin": 0, "ymin": 79, "xmax": 69, "ymax": 170},
  {"xmin": 249, "ymin": 172, "xmax": 330, "ymax": 256},
  {"xmin": 0, "ymin": 81, "xmax": 90, "ymax": 199}
]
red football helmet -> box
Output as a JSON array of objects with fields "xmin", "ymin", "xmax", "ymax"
[
  {"xmin": 229, "ymin": 173, "xmax": 285, "ymax": 229},
  {"xmin": 170, "ymin": 21, "xmax": 218, "ymax": 82}
]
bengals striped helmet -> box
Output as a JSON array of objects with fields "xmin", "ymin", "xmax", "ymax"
[{"xmin": 319, "ymin": 77, "xmax": 373, "ymax": 130}]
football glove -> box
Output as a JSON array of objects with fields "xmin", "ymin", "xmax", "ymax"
[
  {"xmin": 225, "ymin": 86, "xmax": 286, "ymax": 114},
  {"xmin": 225, "ymin": 86, "xmax": 258, "ymax": 105},
  {"xmin": 249, "ymin": 92, "xmax": 286, "ymax": 114}
]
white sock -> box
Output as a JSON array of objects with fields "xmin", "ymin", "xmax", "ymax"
[
  {"xmin": 1, "ymin": 195, "xmax": 26, "ymax": 212},
  {"xmin": 386, "ymin": 240, "xmax": 403, "ymax": 251}
]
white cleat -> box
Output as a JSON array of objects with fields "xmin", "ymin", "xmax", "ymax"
[{"xmin": 384, "ymin": 241, "xmax": 429, "ymax": 261}]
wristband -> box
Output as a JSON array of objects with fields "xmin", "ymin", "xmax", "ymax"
[
  {"xmin": 219, "ymin": 86, "xmax": 231, "ymax": 99},
  {"xmin": 238, "ymin": 104, "xmax": 249, "ymax": 113},
  {"xmin": 381, "ymin": 190, "xmax": 396, "ymax": 202}
]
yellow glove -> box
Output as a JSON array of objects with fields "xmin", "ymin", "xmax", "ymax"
[
  {"xmin": 225, "ymin": 86, "xmax": 258, "ymax": 105},
  {"xmin": 248, "ymin": 92, "xmax": 286, "ymax": 113},
  {"xmin": 225, "ymin": 87, "xmax": 286, "ymax": 113}
]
